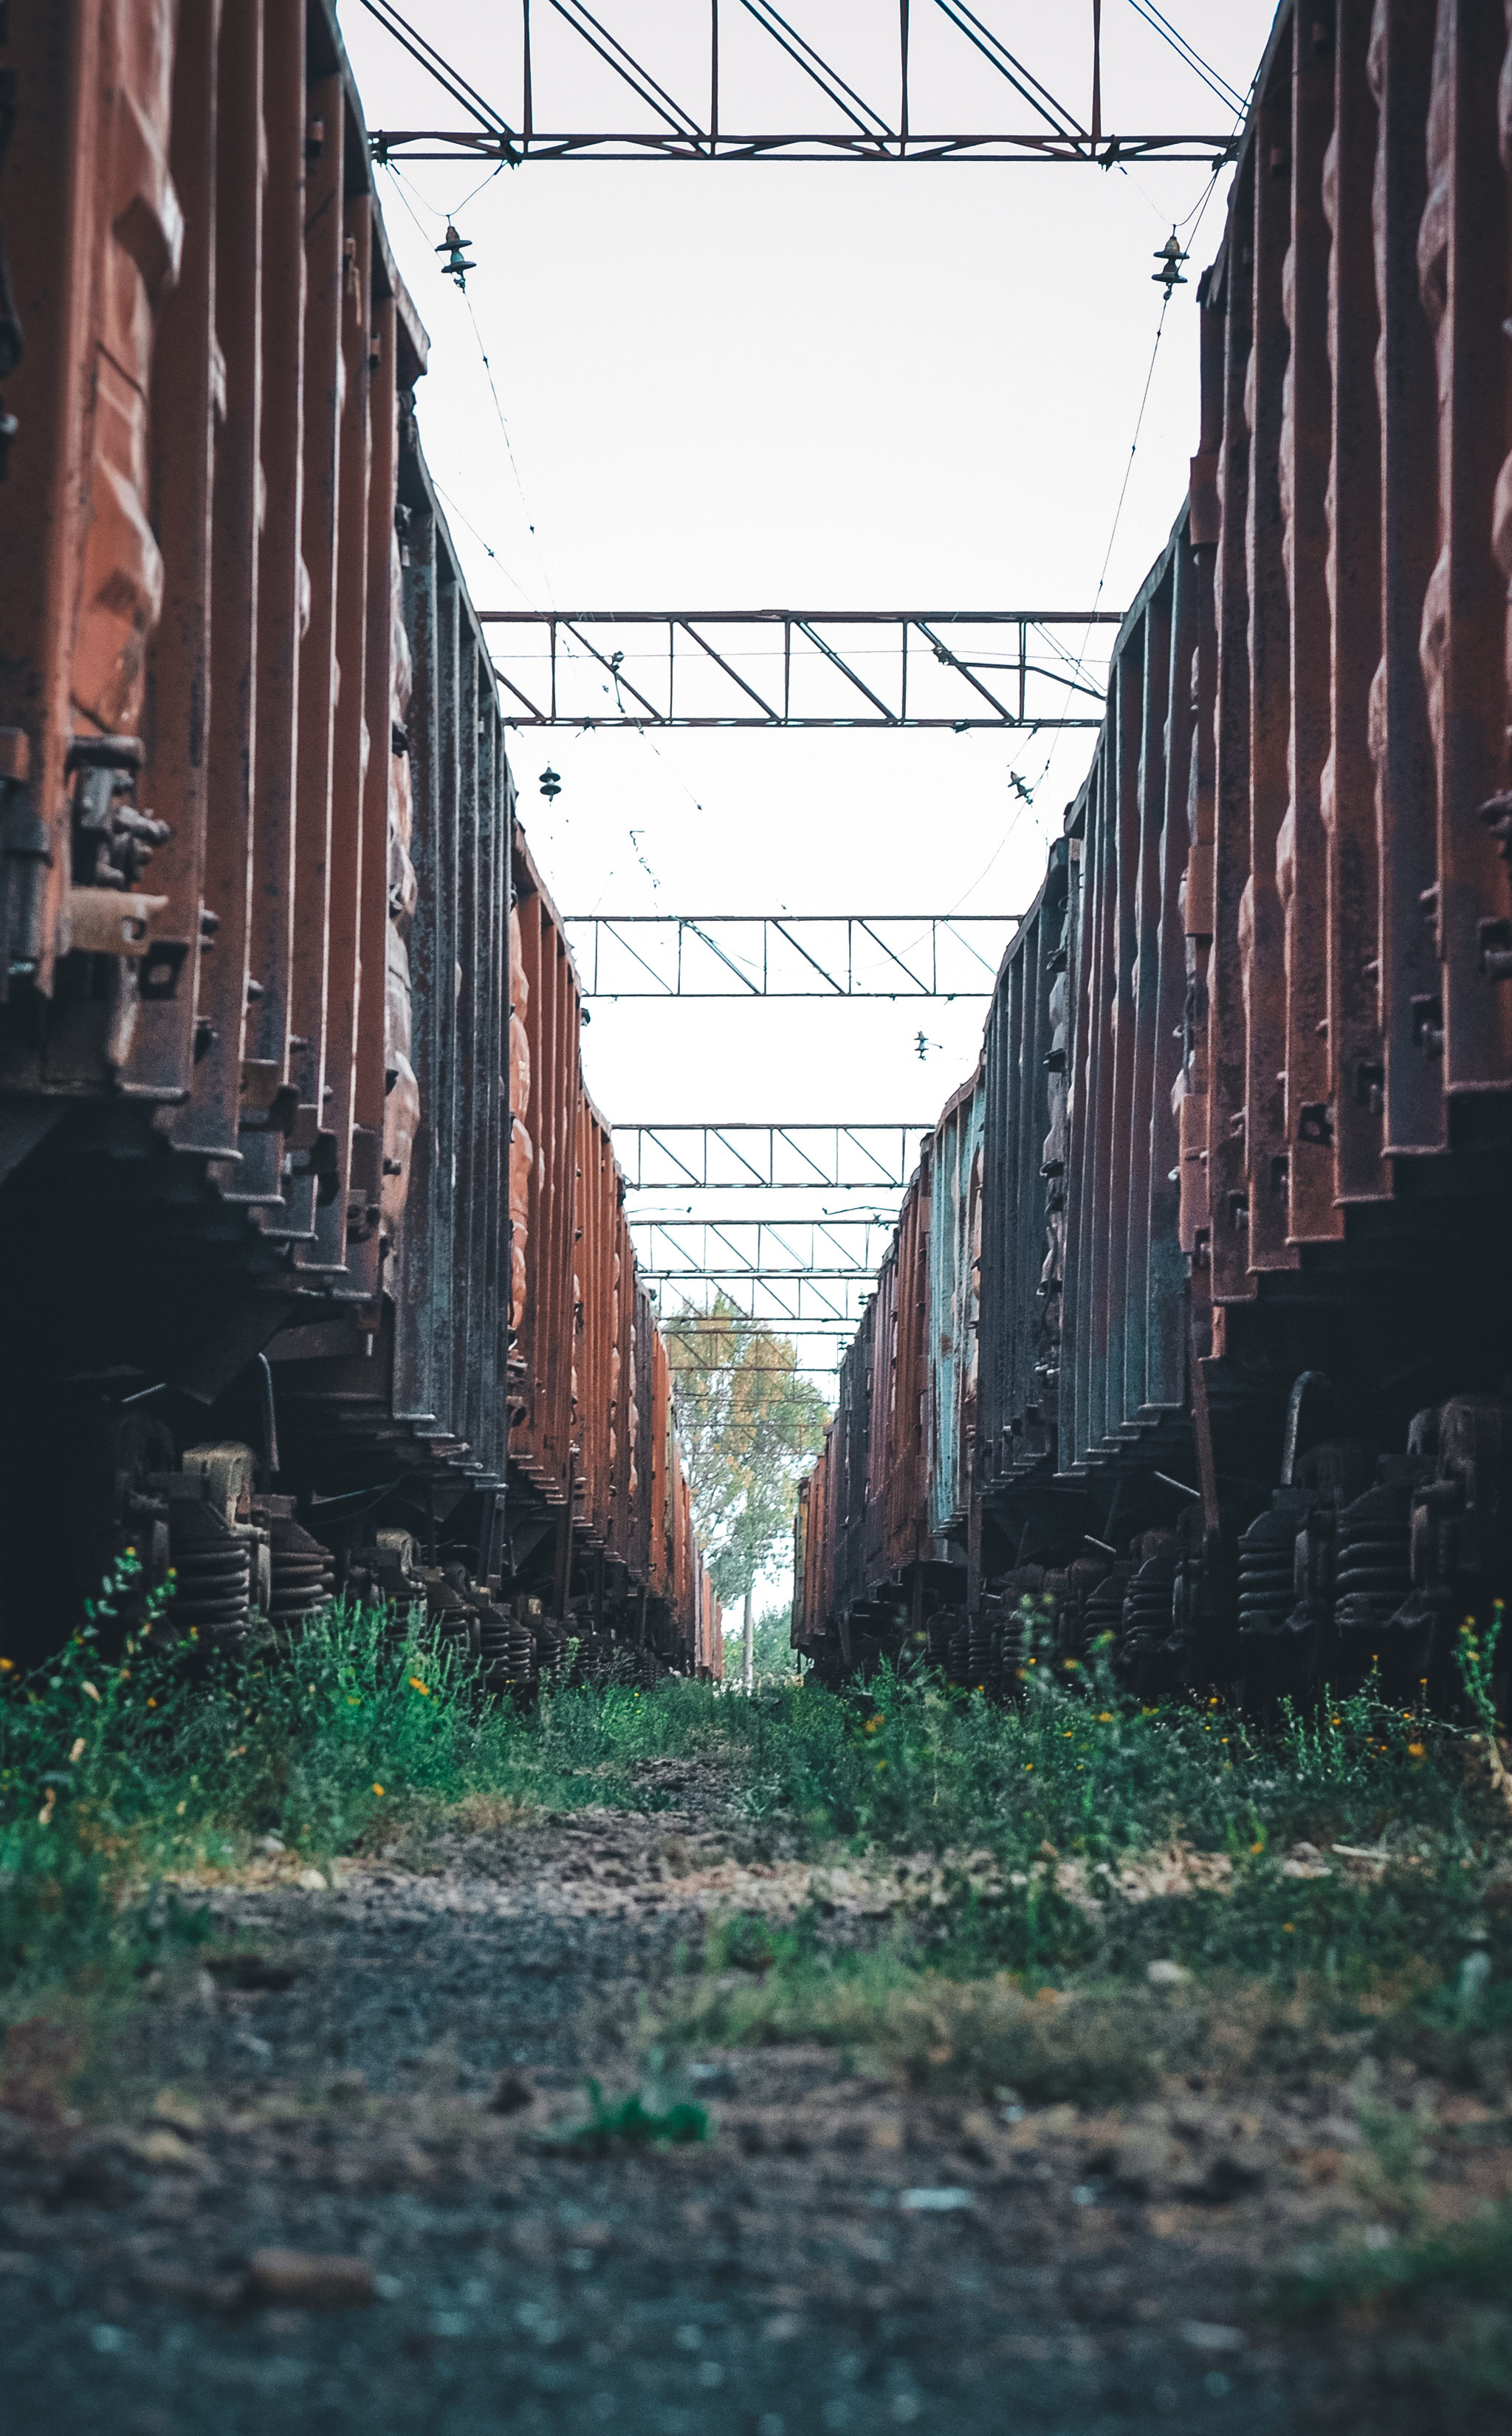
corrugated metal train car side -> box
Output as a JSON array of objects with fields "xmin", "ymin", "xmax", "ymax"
[
  {"xmin": 798, "ymin": 0, "xmax": 1512, "ymax": 1700},
  {"xmin": 0, "ymin": 0, "xmax": 709, "ymax": 1678}
]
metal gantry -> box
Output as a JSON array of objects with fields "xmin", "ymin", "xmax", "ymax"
[
  {"xmin": 633, "ymin": 1215, "xmax": 893, "ymax": 1272},
  {"xmin": 616, "ymin": 1123, "xmax": 932, "ymax": 1191},
  {"xmin": 480, "ymin": 609, "xmax": 1117, "ymax": 730},
  {"xmin": 566, "ymin": 913, "xmax": 1014, "ymax": 998},
  {"xmin": 649, "ymin": 1273, "xmax": 876, "ymax": 1328},
  {"xmin": 361, "ymin": 0, "xmax": 1237, "ymax": 167}
]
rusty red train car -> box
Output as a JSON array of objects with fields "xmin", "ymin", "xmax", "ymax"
[
  {"xmin": 797, "ymin": 0, "xmax": 1512, "ymax": 1700},
  {"xmin": 0, "ymin": 0, "xmax": 705, "ymax": 1676}
]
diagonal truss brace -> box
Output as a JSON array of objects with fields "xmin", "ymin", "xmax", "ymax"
[
  {"xmin": 481, "ymin": 609, "xmax": 1118, "ymax": 730},
  {"xmin": 616, "ymin": 1123, "xmax": 932, "ymax": 1192},
  {"xmin": 362, "ymin": 0, "xmax": 1235, "ymax": 168},
  {"xmin": 567, "ymin": 914, "xmax": 1014, "ymax": 998}
]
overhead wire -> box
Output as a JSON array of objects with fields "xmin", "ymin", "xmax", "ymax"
[
  {"xmin": 384, "ymin": 163, "xmax": 718, "ymax": 869},
  {"xmin": 1123, "ymin": 1, "xmax": 1248, "ymax": 117},
  {"xmin": 1017, "ymin": 151, "xmax": 1228, "ymax": 812},
  {"xmin": 354, "ymin": 0, "xmax": 515, "ymax": 140}
]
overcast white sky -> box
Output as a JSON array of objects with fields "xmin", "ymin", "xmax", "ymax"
[{"xmin": 337, "ymin": 1, "xmax": 1277, "ymax": 1598}]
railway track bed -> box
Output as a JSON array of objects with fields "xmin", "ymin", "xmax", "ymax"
[{"xmin": 4, "ymin": 1785, "xmax": 1507, "ymax": 2435}]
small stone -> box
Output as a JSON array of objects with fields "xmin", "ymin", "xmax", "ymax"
[
  {"xmin": 247, "ymin": 2249, "xmax": 376, "ymax": 2310},
  {"xmin": 148, "ymin": 2090, "xmax": 203, "ymax": 2133},
  {"xmin": 327, "ymin": 2070, "xmax": 367, "ymax": 2104},
  {"xmin": 1147, "ymin": 1960, "xmax": 1191, "ymax": 1987},
  {"xmin": 489, "ymin": 2070, "xmax": 535, "ymax": 2115},
  {"xmin": 57, "ymin": 2148, "xmax": 134, "ymax": 2208},
  {"xmin": 123, "ymin": 2129, "xmax": 202, "ymax": 2173},
  {"xmin": 1193, "ymin": 2148, "xmax": 1265, "ymax": 2202},
  {"xmin": 1110, "ymin": 2128, "xmax": 1174, "ymax": 2195},
  {"xmin": 297, "ymin": 1867, "xmax": 328, "ymax": 1892},
  {"xmin": 900, "ymin": 2187, "xmax": 974, "ymax": 2212},
  {"xmin": 1178, "ymin": 2322, "xmax": 1248, "ymax": 2354}
]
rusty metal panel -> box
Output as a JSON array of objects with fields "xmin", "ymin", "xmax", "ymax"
[
  {"xmin": 446, "ymin": 635, "xmax": 481, "ymax": 1416},
  {"xmin": 974, "ymin": 845, "xmax": 1068, "ymax": 1484},
  {"xmin": 1144, "ymin": 545, "xmax": 1192, "ymax": 1410},
  {"xmin": 649, "ymin": 1328, "xmax": 671, "ymax": 1597},
  {"xmin": 575, "ymin": 1100, "xmax": 612, "ymax": 1543},
  {"xmin": 1324, "ymin": 0, "xmax": 1389, "ymax": 1205},
  {"xmin": 1420, "ymin": 1, "xmax": 1511, "ymax": 1096},
  {"xmin": 126, "ymin": 0, "xmax": 219, "ymax": 1102},
  {"xmin": 885, "ymin": 1151, "xmax": 931, "ymax": 1574},
  {"xmin": 154, "ymin": 0, "xmax": 262, "ymax": 1161},
  {"xmin": 0, "ymin": 2, "xmax": 102, "ymax": 1003},
  {"xmin": 509, "ymin": 853, "xmax": 571, "ymax": 1505},
  {"xmin": 286, "ymin": 69, "xmax": 343, "ymax": 1170},
  {"xmin": 347, "ymin": 292, "xmax": 399, "ymax": 1303},
  {"xmin": 393, "ymin": 493, "xmax": 442, "ymax": 1427},
  {"xmin": 305, "ymin": 192, "xmax": 376, "ymax": 1269},
  {"xmin": 1242, "ymin": 44, "xmax": 1300, "ymax": 1276},
  {"xmin": 1209, "ymin": 143, "xmax": 1261, "ymax": 1301},
  {"xmin": 926, "ymin": 1071, "xmax": 983, "ymax": 1539},
  {"xmin": 236, "ymin": 0, "xmax": 306, "ymax": 1197},
  {"xmin": 862, "ymin": 1232, "xmax": 898, "ymax": 1585},
  {"xmin": 628, "ymin": 1279, "xmax": 656, "ymax": 1585}
]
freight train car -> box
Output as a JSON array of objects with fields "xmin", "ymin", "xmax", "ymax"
[
  {"xmin": 797, "ymin": 0, "xmax": 1512, "ymax": 1706},
  {"xmin": 0, "ymin": 0, "xmax": 712, "ymax": 1681}
]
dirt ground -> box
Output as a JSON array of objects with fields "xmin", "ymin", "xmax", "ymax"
[{"xmin": 1, "ymin": 1783, "xmax": 1496, "ymax": 2434}]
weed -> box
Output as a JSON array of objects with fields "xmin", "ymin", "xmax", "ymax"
[
  {"xmin": 1270, "ymin": 2198, "xmax": 1512, "ymax": 2380},
  {"xmin": 549, "ymin": 2076, "xmax": 709, "ymax": 2152},
  {"xmin": 4, "ymin": 1586, "xmax": 1512, "ymax": 2116}
]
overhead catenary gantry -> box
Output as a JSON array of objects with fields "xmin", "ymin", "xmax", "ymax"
[
  {"xmin": 648, "ymin": 1274, "xmax": 876, "ymax": 1328},
  {"xmin": 360, "ymin": 0, "xmax": 1240, "ymax": 168},
  {"xmin": 566, "ymin": 914, "xmax": 1017, "ymax": 999},
  {"xmin": 481, "ymin": 610, "xmax": 1118, "ymax": 730},
  {"xmin": 616, "ymin": 1124, "xmax": 933, "ymax": 1193},
  {"xmin": 632, "ymin": 1215, "xmax": 896, "ymax": 1272}
]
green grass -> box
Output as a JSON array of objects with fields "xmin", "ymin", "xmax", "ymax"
[
  {"xmin": 547, "ymin": 2076, "xmax": 710, "ymax": 2152},
  {"xmin": 5, "ymin": 1577, "xmax": 1511, "ymax": 2415},
  {"xmin": 1267, "ymin": 2195, "xmax": 1512, "ymax": 2425},
  {"xmin": 4, "ymin": 1572, "xmax": 1511, "ymax": 2096}
]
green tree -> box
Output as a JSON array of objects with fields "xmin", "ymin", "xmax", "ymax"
[
  {"xmin": 662, "ymin": 1296, "xmax": 831, "ymax": 1612},
  {"xmin": 722, "ymin": 1603, "xmax": 805, "ymax": 1684}
]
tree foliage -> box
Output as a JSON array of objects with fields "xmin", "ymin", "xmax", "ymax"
[
  {"xmin": 662, "ymin": 1296, "xmax": 831, "ymax": 1608},
  {"xmin": 722, "ymin": 1604, "xmax": 805, "ymax": 1684}
]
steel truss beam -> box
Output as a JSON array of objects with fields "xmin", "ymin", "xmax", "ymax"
[
  {"xmin": 362, "ymin": 0, "xmax": 1234, "ymax": 168},
  {"xmin": 617, "ymin": 1124, "xmax": 931, "ymax": 1191},
  {"xmin": 631, "ymin": 1218, "xmax": 893, "ymax": 1272},
  {"xmin": 372, "ymin": 127, "xmax": 1234, "ymax": 165},
  {"xmin": 568, "ymin": 914, "xmax": 1014, "ymax": 998},
  {"xmin": 648, "ymin": 1273, "xmax": 875, "ymax": 1326},
  {"xmin": 481, "ymin": 609, "xmax": 1117, "ymax": 730}
]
